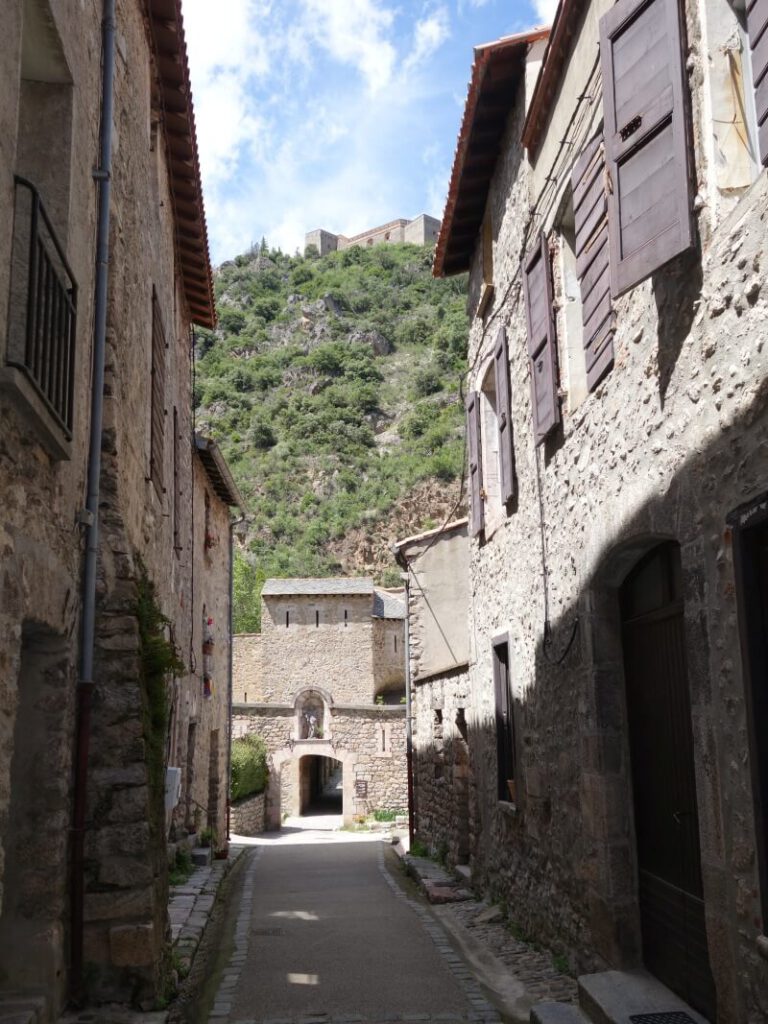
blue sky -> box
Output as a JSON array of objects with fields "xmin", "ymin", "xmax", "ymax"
[{"xmin": 183, "ymin": 0, "xmax": 551, "ymax": 265}]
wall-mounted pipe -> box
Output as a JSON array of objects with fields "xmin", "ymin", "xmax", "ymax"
[
  {"xmin": 226, "ymin": 513, "xmax": 246, "ymax": 843},
  {"xmin": 70, "ymin": 0, "xmax": 116, "ymax": 1002}
]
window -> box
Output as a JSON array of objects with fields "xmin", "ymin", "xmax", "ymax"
[
  {"xmin": 150, "ymin": 290, "xmax": 167, "ymax": 493},
  {"xmin": 394, "ymin": 634, "xmax": 397, "ymax": 653},
  {"xmin": 466, "ymin": 391, "xmax": 485, "ymax": 537},
  {"xmin": 705, "ymin": 0, "xmax": 764, "ymax": 205},
  {"xmin": 344, "ymin": 608, "xmax": 348, "ymax": 626},
  {"xmin": 599, "ymin": 0, "xmax": 695, "ymax": 296},
  {"xmin": 2, "ymin": 0, "xmax": 76, "ymax": 457},
  {"xmin": 285, "ymin": 610, "xmax": 290, "ymax": 628},
  {"xmin": 173, "ymin": 407, "xmax": 182, "ymax": 551},
  {"xmin": 555, "ymin": 189, "xmax": 589, "ymax": 411},
  {"xmin": 492, "ymin": 637, "xmax": 517, "ymax": 804},
  {"xmin": 480, "ymin": 362, "xmax": 501, "ymax": 510},
  {"xmin": 315, "ymin": 609, "xmax": 320, "ymax": 628},
  {"xmin": 477, "ymin": 213, "xmax": 494, "ymax": 316}
]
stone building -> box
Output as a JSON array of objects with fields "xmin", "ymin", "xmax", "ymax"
[
  {"xmin": 393, "ymin": 520, "xmax": 473, "ymax": 868},
  {"xmin": 232, "ymin": 578, "xmax": 408, "ymax": 827},
  {"xmin": 431, "ymin": 8, "xmax": 768, "ymax": 1023},
  {"xmin": 305, "ymin": 214, "xmax": 441, "ymax": 256},
  {"xmin": 0, "ymin": 0, "xmax": 237, "ymax": 1016}
]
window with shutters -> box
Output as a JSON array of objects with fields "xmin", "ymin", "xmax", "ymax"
[
  {"xmin": 522, "ymin": 233, "xmax": 561, "ymax": 444},
  {"xmin": 599, "ymin": 0, "xmax": 696, "ymax": 296},
  {"xmin": 476, "ymin": 326, "xmax": 516, "ymax": 532},
  {"xmin": 466, "ymin": 391, "xmax": 485, "ymax": 538},
  {"xmin": 150, "ymin": 290, "xmax": 167, "ymax": 494},
  {"xmin": 479, "ymin": 362, "xmax": 501, "ymax": 517},
  {"xmin": 554, "ymin": 190, "xmax": 589, "ymax": 411},
  {"xmin": 493, "ymin": 637, "xmax": 518, "ymax": 805}
]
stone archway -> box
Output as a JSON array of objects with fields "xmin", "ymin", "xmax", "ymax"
[{"xmin": 266, "ymin": 742, "xmax": 358, "ymax": 829}]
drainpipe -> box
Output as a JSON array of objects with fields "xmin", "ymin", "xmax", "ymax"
[
  {"xmin": 70, "ymin": 0, "xmax": 116, "ymax": 1002},
  {"xmin": 401, "ymin": 564, "xmax": 416, "ymax": 847},
  {"xmin": 226, "ymin": 513, "xmax": 246, "ymax": 844}
]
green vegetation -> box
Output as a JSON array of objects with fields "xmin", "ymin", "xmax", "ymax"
[
  {"xmin": 136, "ymin": 565, "xmax": 185, "ymax": 811},
  {"xmin": 372, "ymin": 808, "xmax": 399, "ymax": 822},
  {"xmin": 230, "ymin": 734, "xmax": 268, "ymax": 801},
  {"xmin": 194, "ymin": 241, "xmax": 469, "ymax": 631},
  {"xmin": 169, "ymin": 848, "xmax": 194, "ymax": 887}
]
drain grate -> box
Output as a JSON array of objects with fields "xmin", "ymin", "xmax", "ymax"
[{"xmin": 629, "ymin": 1014, "xmax": 698, "ymax": 1024}]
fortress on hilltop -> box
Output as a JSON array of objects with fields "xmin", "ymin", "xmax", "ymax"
[{"xmin": 305, "ymin": 214, "xmax": 441, "ymax": 256}]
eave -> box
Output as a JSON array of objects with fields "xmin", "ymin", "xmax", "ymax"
[
  {"xmin": 522, "ymin": 0, "xmax": 587, "ymax": 156},
  {"xmin": 146, "ymin": 0, "xmax": 216, "ymax": 328},
  {"xmin": 433, "ymin": 27, "xmax": 549, "ymax": 279},
  {"xmin": 195, "ymin": 434, "xmax": 244, "ymax": 510}
]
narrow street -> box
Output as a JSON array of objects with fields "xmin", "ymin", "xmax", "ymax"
[{"xmin": 205, "ymin": 818, "xmax": 499, "ymax": 1024}]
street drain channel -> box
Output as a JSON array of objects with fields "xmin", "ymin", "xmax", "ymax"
[
  {"xmin": 251, "ymin": 926, "xmax": 284, "ymax": 936},
  {"xmin": 629, "ymin": 1014, "xmax": 698, "ymax": 1024}
]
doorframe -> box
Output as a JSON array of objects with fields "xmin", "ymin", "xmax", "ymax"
[{"xmin": 728, "ymin": 492, "xmax": 768, "ymax": 933}]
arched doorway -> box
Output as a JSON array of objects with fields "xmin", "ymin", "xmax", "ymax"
[
  {"xmin": 620, "ymin": 541, "xmax": 715, "ymax": 1018},
  {"xmin": 298, "ymin": 755, "xmax": 342, "ymax": 816}
]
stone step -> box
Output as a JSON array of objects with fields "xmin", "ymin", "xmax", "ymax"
[
  {"xmin": 454, "ymin": 863, "xmax": 472, "ymax": 886},
  {"xmin": 530, "ymin": 1001, "xmax": 591, "ymax": 1024},
  {"xmin": 578, "ymin": 970, "xmax": 710, "ymax": 1024},
  {"xmin": 190, "ymin": 845, "xmax": 212, "ymax": 867},
  {"xmin": 0, "ymin": 991, "xmax": 46, "ymax": 1024}
]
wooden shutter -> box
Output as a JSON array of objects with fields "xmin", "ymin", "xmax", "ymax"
[
  {"xmin": 150, "ymin": 292, "xmax": 167, "ymax": 493},
  {"xmin": 466, "ymin": 391, "xmax": 484, "ymax": 537},
  {"xmin": 600, "ymin": 0, "xmax": 695, "ymax": 297},
  {"xmin": 493, "ymin": 326, "xmax": 516, "ymax": 504},
  {"xmin": 572, "ymin": 135, "xmax": 616, "ymax": 391},
  {"xmin": 522, "ymin": 233, "xmax": 560, "ymax": 445},
  {"xmin": 748, "ymin": 0, "xmax": 768, "ymax": 165}
]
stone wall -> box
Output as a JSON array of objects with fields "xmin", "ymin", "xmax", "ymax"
[
  {"xmin": 230, "ymin": 791, "xmax": 266, "ymax": 837},
  {"xmin": 411, "ymin": 667, "xmax": 474, "ymax": 869},
  {"xmin": 458, "ymin": 17, "xmax": 768, "ymax": 1021},
  {"xmin": 259, "ymin": 593, "xmax": 375, "ymax": 703}
]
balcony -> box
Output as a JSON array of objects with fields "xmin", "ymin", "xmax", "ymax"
[{"xmin": 2, "ymin": 176, "xmax": 78, "ymax": 457}]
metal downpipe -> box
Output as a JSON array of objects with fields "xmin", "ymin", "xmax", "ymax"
[
  {"xmin": 70, "ymin": 0, "xmax": 116, "ymax": 1002},
  {"xmin": 403, "ymin": 571, "xmax": 415, "ymax": 847},
  {"xmin": 226, "ymin": 514, "xmax": 245, "ymax": 844}
]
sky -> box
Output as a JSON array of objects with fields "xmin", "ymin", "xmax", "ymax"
[{"xmin": 183, "ymin": 0, "xmax": 555, "ymax": 266}]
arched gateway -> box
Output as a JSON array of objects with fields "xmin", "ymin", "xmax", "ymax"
[{"xmin": 266, "ymin": 742, "xmax": 358, "ymax": 828}]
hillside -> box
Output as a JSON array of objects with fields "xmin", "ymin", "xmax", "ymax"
[{"xmin": 193, "ymin": 241, "xmax": 469, "ymax": 631}]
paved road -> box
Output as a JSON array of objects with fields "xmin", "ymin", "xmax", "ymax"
[{"xmin": 208, "ymin": 817, "xmax": 499, "ymax": 1024}]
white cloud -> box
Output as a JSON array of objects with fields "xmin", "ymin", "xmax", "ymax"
[
  {"xmin": 298, "ymin": 0, "xmax": 398, "ymax": 94},
  {"xmin": 532, "ymin": 0, "xmax": 559, "ymax": 22},
  {"xmin": 405, "ymin": 7, "xmax": 451, "ymax": 69}
]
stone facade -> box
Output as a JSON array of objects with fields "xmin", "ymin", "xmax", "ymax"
[
  {"xmin": 305, "ymin": 214, "xmax": 441, "ymax": 255},
  {"xmin": 233, "ymin": 579, "xmax": 408, "ymax": 826},
  {"xmin": 432, "ymin": 11, "xmax": 768, "ymax": 1024},
  {"xmin": 0, "ymin": 0, "xmax": 233, "ymax": 1016}
]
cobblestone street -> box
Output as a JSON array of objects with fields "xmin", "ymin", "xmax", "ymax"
[{"xmin": 205, "ymin": 818, "xmax": 501, "ymax": 1024}]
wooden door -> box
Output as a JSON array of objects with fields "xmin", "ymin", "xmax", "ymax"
[{"xmin": 620, "ymin": 543, "xmax": 716, "ymax": 1019}]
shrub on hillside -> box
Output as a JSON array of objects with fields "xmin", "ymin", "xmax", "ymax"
[{"xmin": 231, "ymin": 734, "xmax": 268, "ymax": 802}]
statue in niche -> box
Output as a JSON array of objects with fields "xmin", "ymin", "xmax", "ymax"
[{"xmin": 299, "ymin": 695, "xmax": 324, "ymax": 739}]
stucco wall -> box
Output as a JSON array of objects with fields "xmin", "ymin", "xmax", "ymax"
[
  {"xmin": 461, "ymin": 22, "xmax": 768, "ymax": 1021},
  {"xmin": 372, "ymin": 617, "xmax": 405, "ymax": 694}
]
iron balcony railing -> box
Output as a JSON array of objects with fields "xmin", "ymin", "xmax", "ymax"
[{"xmin": 7, "ymin": 176, "xmax": 78, "ymax": 436}]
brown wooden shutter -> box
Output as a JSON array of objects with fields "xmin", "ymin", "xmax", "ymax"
[
  {"xmin": 572, "ymin": 135, "xmax": 616, "ymax": 391},
  {"xmin": 748, "ymin": 0, "xmax": 768, "ymax": 165},
  {"xmin": 522, "ymin": 233, "xmax": 560, "ymax": 445},
  {"xmin": 466, "ymin": 391, "xmax": 484, "ymax": 537},
  {"xmin": 150, "ymin": 292, "xmax": 167, "ymax": 493},
  {"xmin": 600, "ymin": 0, "xmax": 695, "ymax": 297},
  {"xmin": 493, "ymin": 326, "xmax": 516, "ymax": 504}
]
